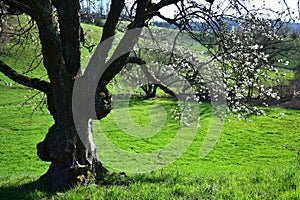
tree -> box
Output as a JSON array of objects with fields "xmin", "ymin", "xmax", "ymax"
[
  {"xmin": 98, "ymin": 0, "xmax": 104, "ymax": 16},
  {"xmin": 0, "ymin": 0, "xmax": 296, "ymax": 192},
  {"xmin": 0, "ymin": 0, "xmax": 191, "ymax": 192}
]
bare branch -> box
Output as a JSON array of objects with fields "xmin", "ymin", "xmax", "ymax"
[
  {"xmin": 153, "ymin": 0, "xmax": 180, "ymax": 11},
  {"xmin": 99, "ymin": 0, "xmax": 147, "ymax": 85},
  {"xmin": 100, "ymin": 0, "xmax": 125, "ymax": 43},
  {"xmin": 126, "ymin": 56, "xmax": 146, "ymax": 65},
  {"xmin": 23, "ymin": 52, "xmax": 43, "ymax": 74},
  {"xmin": 1, "ymin": 0, "xmax": 32, "ymax": 15},
  {"xmin": 0, "ymin": 60, "xmax": 50, "ymax": 93}
]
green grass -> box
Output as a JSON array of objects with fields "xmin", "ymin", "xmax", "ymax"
[
  {"xmin": 0, "ymin": 20, "xmax": 300, "ymax": 199},
  {"xmin": 0, "ymin": 85, "xmax": 299, "ymax": 199}
]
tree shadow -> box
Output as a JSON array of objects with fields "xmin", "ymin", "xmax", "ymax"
[
  {"xmin": 0, "ymin": 178, "xmax": 51, "ymax": 200},
  {"xmin": 0, "ymin": 172, "xmax": 174, "ymax": 199}
]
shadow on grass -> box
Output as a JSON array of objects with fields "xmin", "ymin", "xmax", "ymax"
[
  {"xmin": 0, "ymin": 177, "xmax": 50, "ymax": 200},
  {"xmin": 0, "ymin": 173, "xmax": 170, "ymax": 199}
]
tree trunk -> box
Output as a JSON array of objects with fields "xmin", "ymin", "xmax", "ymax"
[
  {"xmin": 37, "ymin": 84, "xmax": 111, "ymax": 192},
  {"xmin": 28, "ymin": 0, "xmax": 109, "ymax": 192},
  {"xmin": 37, "ymin": 117, "xmax": 108, "ymax": 192}
]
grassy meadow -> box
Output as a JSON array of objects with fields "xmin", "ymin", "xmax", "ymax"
[
  {"xmin": 0, "ymin": 87, "xmax": 299, "ymax": 199},
  {"xmin": 0, "ymin": 22, "xmax": 300, "ymax": 199}
]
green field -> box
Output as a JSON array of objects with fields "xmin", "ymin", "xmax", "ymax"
[
  {"xmin": 0, "ymin": 84, "xmax": 299, "ymax": 199},
  {"xmin": 0, "ymin": 22, "xmax": 300, "ymax": 199}
]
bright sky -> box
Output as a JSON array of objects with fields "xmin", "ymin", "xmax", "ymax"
[
  {"xmin": 88, "ymin": 0, "xmax": 299, "ymax": 22},
  {"xmin": 154, "ymin": 0, "xmax": 299, "ymax": 22}
]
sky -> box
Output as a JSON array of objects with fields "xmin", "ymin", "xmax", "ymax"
[
  {"xmin": 84, "ymin": 0, "xmax": 299, "ymax": 23},
  {"xmin": 154, "ymin": 0, "xmax": 300, "ymax": 23}
]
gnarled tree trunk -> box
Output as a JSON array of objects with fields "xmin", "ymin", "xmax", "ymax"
[
  {"xmin": 31, "ymin": 0, "xmax": 113, "ymax": 191},
  {"xmin": 36, "ymin": 106, "xmax": 110, "ymax": 192}
]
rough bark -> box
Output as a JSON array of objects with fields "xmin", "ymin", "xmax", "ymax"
[
  {"xmin": 29, "ymin": 0, "xmax": 110, "ymax": 191},
  {"xmin": 36, "ymin": 116, "xmax": 108, "ymax": 192}
]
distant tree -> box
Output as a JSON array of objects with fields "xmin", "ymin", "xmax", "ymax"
[
  {"xmin": 98, "ymin": 0, "xmax": 104, "ymax": 16},
  {"xmin": 87, "ymin": 0, "xmax": 90, "ymax": 14},
  {"xmin": 0, "ymin": 5, "xmax": 12, "ymax": 53},
  {"xmin": 123, "ymin": 9, "xmax": 297, "ymax": 115},
  {"xmin": 105, "ymin": 1, "xmax": 110, "ymax": 17}
]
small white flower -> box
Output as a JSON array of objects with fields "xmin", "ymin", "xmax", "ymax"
[{"xmin": 284, "ymin": 61, "xmax": 289, "ymax": 66}]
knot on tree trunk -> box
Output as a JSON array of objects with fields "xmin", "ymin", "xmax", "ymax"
[
  {"xmin": 37, "ymin": 123, "xmax": 76, "ymax": 162},
  {"xmin": 95, "ymin": 84, "xmax": 113, "ymax": 120}
]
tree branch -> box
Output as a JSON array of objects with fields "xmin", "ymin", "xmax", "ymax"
[
  {"xmin": 1, "ymin": 0, "xmax": 32, "ymax": 15},
  {"xmin": 100, "ymin": 0, "xmax": 125, "ymax": 43},
  {"xmin": 0, "ymin": 60, "xmax": 50, "ymax": 93},
  {"xmin": 55, "ymin": 0, "xmax": 81, "ymax": 76},
  {"xmin": 153, "ymin": 0, "xmax": 180, "ymax": 11},
  {"xmin": 126, "ymin": 57, "xmax": 176, "ymax": 97},
  {"xmin": 99, "ymin": 0, "xmax": 146, "ymax": 85},
  {"xmin": 127, "ymin": 56, "xmax": 146, "ymax": 65}
]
